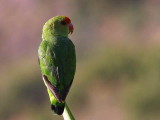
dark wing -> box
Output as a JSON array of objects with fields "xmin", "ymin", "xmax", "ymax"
[{"xmin": 42, "ymin": 75, "xmax": 62, "ymax": 102}]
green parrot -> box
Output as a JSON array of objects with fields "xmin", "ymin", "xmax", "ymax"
[{"xmin": 38, "ymin": 16, "xmax": 76, "ymax": 115}]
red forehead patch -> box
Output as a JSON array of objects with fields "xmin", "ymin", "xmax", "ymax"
[{"xmin": 64, "ymin": 16, "xmax": 71, "ymax": 24}]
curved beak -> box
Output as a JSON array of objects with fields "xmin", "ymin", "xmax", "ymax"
[{"xmin": 69, "ymin": 23, "xmax": 74, "ymax": 34}]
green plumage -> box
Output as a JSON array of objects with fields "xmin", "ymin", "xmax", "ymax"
[{"xmin": 38, "ymin": 16, "xmax": 76, "ymax": 115}]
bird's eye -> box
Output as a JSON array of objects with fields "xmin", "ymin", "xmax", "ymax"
[{"xmin": 61, "ymin": 21, "xmax": 67, "ymax": 25}]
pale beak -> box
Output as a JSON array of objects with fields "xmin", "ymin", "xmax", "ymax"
[{"xmin": 69, "ymin": 23, "xmax": 74, "ymax": 34}]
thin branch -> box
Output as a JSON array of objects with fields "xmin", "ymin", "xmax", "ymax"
[{"xmin": 62, "ymin": 103, "xmax": 75, "ymax": 120}]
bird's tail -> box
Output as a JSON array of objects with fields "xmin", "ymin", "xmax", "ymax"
[{"xmin": 51, "ymin": 103, "xmax": 65, "ymax": 115}]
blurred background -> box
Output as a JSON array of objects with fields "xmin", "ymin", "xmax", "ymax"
[{"xmin": 0, "ymin": 0, "xmax": 160, "ymax": 120}]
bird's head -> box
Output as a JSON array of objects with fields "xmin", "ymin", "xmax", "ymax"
[{"xmin": 42, "ymin": 16, "xmax": 74, "ymax": 38}]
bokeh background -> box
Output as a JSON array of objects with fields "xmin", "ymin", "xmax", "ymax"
[{"xmin": 1, "ymin": 0, "xmax": 160, "ymax": 120}]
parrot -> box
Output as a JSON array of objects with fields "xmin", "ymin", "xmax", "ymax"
[{"xmin": 38, "ymin": 16, "xmax": 76, "ymax": 115}]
